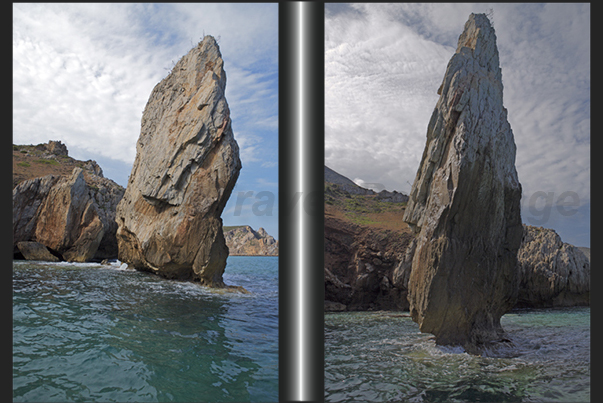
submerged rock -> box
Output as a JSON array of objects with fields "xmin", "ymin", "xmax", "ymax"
[
  {"xmin": 517, "ymin": 225, "xmax": 589, "ymax": 307},
  {"xmin": 115, "ymin": 36, "xmax": 241, "ymax": 286},
  {"xmin": 403, "ymin": 14, "xmax": 523, "ymax": 351}
]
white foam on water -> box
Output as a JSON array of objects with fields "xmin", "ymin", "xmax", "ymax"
[
  {"xmin": 32, "ymin": 260, "xmax": 103, "ymax": 269},
  {"xmin": 436, "ymin": 344, "xmax": 467, "ymax": 355}
]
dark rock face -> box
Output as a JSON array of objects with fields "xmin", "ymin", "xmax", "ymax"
[
  {"xmin": 115, "ymin": 36, "xmax": 241, "ymax": 286},
  {"xmin": 87, "ymin": 174, "xmax": 125, "ymax": 259},
  {"xmin": 517, "ymin": 225, "xmax": 589, "ymax": 308},
  {"xmin": 324, "ymin": 214, "xmax": 413, "ymax": 311},
  {"xmin": 402, "ymin": 13, "xmax": 523, "ymax": 351}
]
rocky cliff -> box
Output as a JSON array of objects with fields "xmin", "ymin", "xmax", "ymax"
[
  {"xmin": 324, "ymin": 167, "xmax": 413, "ymax": 311},
  {"xmin": 13, "ymin": 141, "xmax": 125, "ymax": 261},
  {"xmin": 115, "ymin": 36, "xmax": 241, "ymax": 287},
  {"xmin": 517, "ymin": 225, "xmax": 589, "ymax": 308},
  {"xmin": 402, "ymin": 14, "xmax": 523, "ymax": 352},
  {"xmin": 223, "ymin": 226, "xmax": 278, "ymax": 256}
]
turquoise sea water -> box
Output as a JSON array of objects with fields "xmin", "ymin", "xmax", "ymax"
[
  {"xmin": 13, "ymin": 256, "xmax": 278, "ymax": 402},
  {"xmin": 325, "ymin": 308, "xmax": 590, "ymax": 402}
]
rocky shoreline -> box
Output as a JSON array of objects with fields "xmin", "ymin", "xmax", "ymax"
[
  {"xmin": 13, "ymin": 141, "xmax": 125, "ymax": 262},
  {"xmin": 325, "ymin": 214, "xmax": 590, "ymax": 313},
  {"xmin": 13, "ymin": 37, "xmax": 280, "ymax": 284},
  {"xmin": 13, "ymin": 141, "xmax": 277, "ymax": 263},
  {"xmin": 223, "ymin": 225, "xmax": 278, "ymax": 256}
]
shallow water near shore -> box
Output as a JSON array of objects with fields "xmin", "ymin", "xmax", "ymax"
[
  {"xmin": 325, "ymin": 307, "xmax": 590, "ymax": 402},
  {"xmin": 13, "ymin": 256, "xmax": 278, "ymax": 402}
]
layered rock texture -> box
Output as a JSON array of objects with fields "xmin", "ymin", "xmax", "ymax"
[
  {"xmin": 13, "ymin": 142, "xmax": 125, "ymax": 262},
  {"xmin": 403, "ymin": 14, "xmax": 523, "ymax": 350},
  {"xmin": 324, "ymin": 168, "xmax": 414, "ymax": 311},
  {"xmin": 223, "ymin": 226, "xmax": 278, "ymax": 256},
  {"xmin": 517, "ymin": 225, "xmax": 590, "ymax": 308},
  {"xmin": 115, "ymin": 36, "xmax": 241, "ymax": 287}
]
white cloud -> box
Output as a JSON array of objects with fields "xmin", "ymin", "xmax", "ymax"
[
  {"xmin": 13, "ymin": 3, "xmax": 278, "ymax": 173},
  {"xmin": 325, "ymin": 3, "xmax": 590, "ymax": 245}
]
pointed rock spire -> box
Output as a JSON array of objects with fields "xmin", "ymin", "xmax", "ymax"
[
  {"xmin": 403, "ymin": 13, "xmax": 523, "ymax": 352},
  {"xmin": 115, "ymin": 36, "xmax": 241, "ymax": 286}
]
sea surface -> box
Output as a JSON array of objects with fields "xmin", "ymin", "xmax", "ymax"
[
  {"xmin": 325, "ymin": 308, "xmax": 590, "ymax": 402},
  {"xmin": 13, "ymin": 256, "xmax": 278, "ymax": 402}
]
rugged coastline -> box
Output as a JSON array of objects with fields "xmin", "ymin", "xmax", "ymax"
[
  {"xmin": 324, "ymin": 13, "xmax": 590, "ymax": 353},
  {"xmin": 223, "ymin": 225, "xmax": 278, "ymax": 256},
  {"xmin": 13, "ymin": 141, "xmax": 276, "ymax": 263},
  {"xmin": 324, "ymin": 166, "xmax": 590, "ymax": 314},
  {"xmin": 13, "ymin": 141, "xmax": 125, "ymax": 262},
  {"xmin": 13, "ymin": 38, "xmax": 280, "ymax": 285}
]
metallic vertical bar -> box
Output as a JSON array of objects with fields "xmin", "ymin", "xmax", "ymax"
[{"xmin": 279, "ymin": 2, "xmax": 324, "ymax": 402}]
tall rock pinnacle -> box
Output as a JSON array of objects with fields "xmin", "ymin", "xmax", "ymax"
[
  {"xmin": 403, "ymin": 14, "xmax": 523, "ymax": 351},
  {"xmin": 116, "ymin": 36, "xmax": 241, "ymax": 287}
]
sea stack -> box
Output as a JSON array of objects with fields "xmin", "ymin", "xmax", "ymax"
[
  {"xmin": 115, "ymin": 36, "xmax": 241, "ymax": 286},
  {"xmin": 403, "ymin": 14, "xmax": 523, "ymax": 351}
]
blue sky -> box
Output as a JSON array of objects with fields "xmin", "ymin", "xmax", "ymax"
[
  {"xmin": 325, "ymin": 3, "xmax": 590, "ymax": 247},
  {"xmin": 13, "ymin": 3, "xmax": 279, "ymax": 239}
]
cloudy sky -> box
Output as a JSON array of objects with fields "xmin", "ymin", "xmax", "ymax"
[
  {"xmin": 325, "ymin": 3, "xmax": 590, "ymax": 247},
  {"xmin": 13, "ymin": 3, "xmax": 279, "ymax": 239}
]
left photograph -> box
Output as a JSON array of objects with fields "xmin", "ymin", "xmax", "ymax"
[{"xmin": 13, "ymin": 3, "xmax": 278, "ymax": 402}]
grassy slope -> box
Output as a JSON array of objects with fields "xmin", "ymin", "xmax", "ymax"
[
  {"xmin": 13, "ymin": 144, "xmax": 94, "ymax": 187},
  {"xmin": 325, "ymin": 182, "xmax": 410, "ymax": 232}
]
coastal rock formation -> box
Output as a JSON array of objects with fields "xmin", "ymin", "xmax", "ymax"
[
  {"xmin": 115, "ymin": 36, "xmax": 241, "ymax": 286},
  {"xmin": 324, "ymin": 218, "xmax": 412, "ymax": 311},
  {"xmin": 224, "ymin": 226, "xmax": 278, "ymax": 256},
  {"xmin": 13, "ymin": 168, "xmax": 104, "ymax": 262},
  {"xmin": 35, "ymin": 168, "xmax": 105, "ymax": 262},
  {"xmin": 87, "ymin": 174, "xmax": 126, "ymax": 259},
  {"xmin": 403, "ymin": 14, "xmax": 523, "ymax": 350},
  {"xmin": 13, "ymin": 174, "xmax": 61, "ymax": 251},
  {"xmin": 13, "ymin": 142, "xmax": 125, "ymax": 261},
  {"xmin": 324, "ymin": 169, "xmax": 413, "ymax": 311},
  {"xmin": 16, "ymin": 241, "xmax": 60, "ymax": 262},
  {"xmin": 517, "ymin": 225, "xmax": 590, "ymax": 307}
]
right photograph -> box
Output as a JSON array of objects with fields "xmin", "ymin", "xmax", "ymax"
[{"xmin": 324, "ymin": 3, "xmax": 590, "ymax": 402}]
